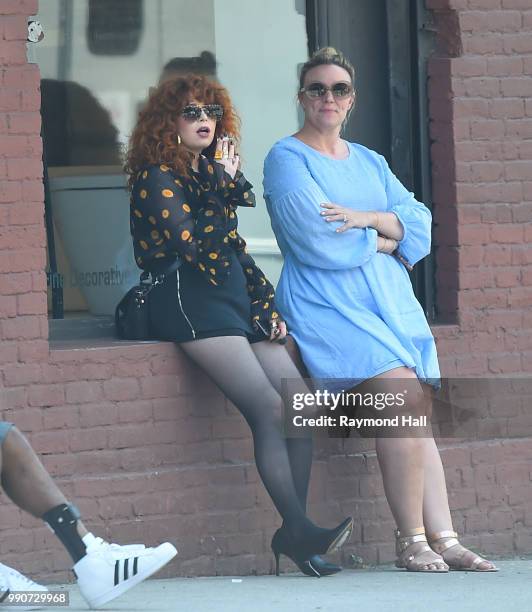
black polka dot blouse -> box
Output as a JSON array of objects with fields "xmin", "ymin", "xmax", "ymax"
[{"xmin": 130, "ymin": 157, "xmax": 281, "ymax": 331}]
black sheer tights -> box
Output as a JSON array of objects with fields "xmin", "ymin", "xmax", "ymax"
[{"xmin": 179, "ymin": 336, "xmax": 318, "ymax": 541}]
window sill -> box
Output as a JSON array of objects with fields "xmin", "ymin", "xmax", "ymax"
[{"xmin": 48, "ymin": 315, "xmax": 164, "ymax": 350}]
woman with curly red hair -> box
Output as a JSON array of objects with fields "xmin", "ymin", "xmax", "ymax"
[{"xmin": 124, "ymin": 75, "xmax": 353, "ymax": 576}]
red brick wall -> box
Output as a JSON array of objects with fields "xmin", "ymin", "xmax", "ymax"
[
  {"xmin": 428, "ymin": 0, "xmax": 532, "ymax": 377},
  {"xmin": 0, "ymin": 0, "xmax": 530, "ymax": 583},
  {"xmin": 423, "ymin": 0, "xmax": 532, "ymax": 563}
]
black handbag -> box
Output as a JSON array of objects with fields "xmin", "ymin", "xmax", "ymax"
[{"xmin": 115, "ymin": 258, "xmax": 181, "ymax": 340}]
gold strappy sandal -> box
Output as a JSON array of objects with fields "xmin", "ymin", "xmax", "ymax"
[
  {"xmin": 395, "ymin": 527, "xmax": 449, "ymax": 572},
  {"xmin": 428, "ymin": 530, "xmax": 498, "ymax": 572}
]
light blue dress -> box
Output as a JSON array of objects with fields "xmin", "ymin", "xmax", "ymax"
[{"xmin": 263, "ymin": 136, "xmax": 440, "ymax": 390}]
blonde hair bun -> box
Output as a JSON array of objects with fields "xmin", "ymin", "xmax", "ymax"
[
  {"xmin": 299, "ymin": 47, "xmax": 355, "ymax": 90},
  {"xmin": 313, "ymin": 47, "xmax": 339, "ymax": 58}
]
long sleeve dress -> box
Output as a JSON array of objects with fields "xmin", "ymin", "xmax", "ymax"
[
  {"xmin": 263, "ymin": 136, "xmax": 440, "ymax": 390},
  {"xmin": 130, "ymin": 156, "xmax": 279, "ymax": 342}
]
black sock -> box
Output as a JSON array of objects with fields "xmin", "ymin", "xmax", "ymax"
[{"xmin": 42, "ymin": 503, "xmax": 86, "ymax": 563}]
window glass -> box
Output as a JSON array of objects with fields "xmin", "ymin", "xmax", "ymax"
[{"xmin": 34, "ymin": 0, "xmax": 308, "ymax": 319}]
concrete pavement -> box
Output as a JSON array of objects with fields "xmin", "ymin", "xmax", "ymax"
[{"xmin": 51, "ymin": 559, "xmax": 532, "ymax": 612}]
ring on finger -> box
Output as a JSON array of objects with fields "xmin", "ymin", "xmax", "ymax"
[{"xmin": 343, "ymin": 214, "xmax": 347, "ymax": 223}]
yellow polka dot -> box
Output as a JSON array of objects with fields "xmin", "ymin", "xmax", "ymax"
[
  {"xmin": 162, "ymin": 189, "xmax": 173, "ymax": 198},
  {"xmin": 185, "ymin": 254, "xmax": 192, "ymax": 262},
  {"xmin": 181, "ymin": 230, "xmax": 191, "ymax": 241},
  {"xmin": 223, "ymin": 237, "xmax": 229, "ymax": 243},
  {"xmin": 162, "ymin": 209, "xmax": 170, "ymax": 218},
  {"xmin": 155, "ymin": 252, "xmax": 166, "ymax": 258},
  {"xmin": 243, "ymin": 192, "xmax": 249, "ymax": 198},
  {"xmin": 199, "ymin": 262, "xmax": 206, "ymax": 271},
  {"xmin": 142, "ymin": 170, "xmax": 148, "ymax": 179},
  {"xmin": 140, "ymin": 189, "xmax": 147, "ymax": 199},
  {"xmin": 245, "ymin": 268, "xmax": 253, "ymax": 275},
  {"xmin": 271, "ymin": 312, "xmax": 279, "ymax": 319},
  {"xmin": 205, "ymin": 210, "xmax": 214, "ymax": 217},
  {"xmin": 224, "ymin": 261, "xmax": 230, "ymax": 267},
  {"xmin": 263, "ymin": 302, "xmax": 269, "ymax": 309},
  {"xmin": 148, "ymin": 215, "xmax": 156, "ymax": 225},
  {"xmin": 209, "ymin": 268, "xmax": 216, "ymax": 275},
  {"xmin": 182, "ymin": 203, "xmax": 191, "ymax": 213},
  {"xmin": 229, "ymin": 230, "xmax": 237, "ymax": 239},
  {"xmin": 151, "ymin": 230, "xmax": 160, "ymax": 239},
  {"xmin": 204, "ymin": 225, "xmax": 214, "ymax": 233},
  {"xmin": 188, "ymin": 184, "xmax": 193, "ymax": 192},
  {"xmin": 139, "ymin": 240, "xmax": 148, "ymax": 250},
  {"xmin": 229, "ymin": 182, "xmax": 235, "ymax": 189},
  {"xmin": 174, "ymin": 178, "xmax": 182, "ymax": 186},
  {"xmin": 253, "ymin": 315, "xmax": 260, "ymax": 321},
  {"xmin": 261, "ymin": 278, "xmax": 266, "ymax": 285},
  {"xmin": 163, "ymin": 229, "xmax": 171, "ymax": 239},
  {"xmin": 230, "ymin": 212, "xmax": 235, "ymax": 219},
  {"xmin": 207, "ymin": 164, "xmax": 214, "ymax": 174},
  {"xmin": 160, "ymin": 164, "xmax": 169, "ymax": 172},
  {"xmin": 209, "ymin": 278, "xmax": 218, "ymax": 286},
  {"xmin": 134, "ymin": 209, "xmax": 142, "ymax": 218},
  {"xmin": 209, "ymin": 253, "xmax": 218, "ymax": 260}
]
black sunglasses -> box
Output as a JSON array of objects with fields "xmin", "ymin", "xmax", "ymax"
[
  {"xmin": 181, "ymin": 104, "xmax": 224, "ymax": 121},
  {"xmin": 300, "ymin": 82, "xmax": 353, "ymax": 99}
]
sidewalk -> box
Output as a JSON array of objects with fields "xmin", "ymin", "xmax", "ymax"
[{"xmin": 54, "ymin": 560, "xmax": 532, "ymax": 612}]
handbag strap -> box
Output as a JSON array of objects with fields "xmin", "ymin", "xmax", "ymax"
[
  {"xmin": 150, "ymin": 256, "xmax": 182, "ymax": 282},
  {"xmin": 138, "ymin": 256, "xmax": 182, "ymax": 296}
]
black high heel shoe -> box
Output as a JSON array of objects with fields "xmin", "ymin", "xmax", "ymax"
[
  {"xmin": 272, "ymin": 528, "xmax": 319, "ymax": 577},
  {"xmin": 271, "ymin": 518, "xmax": 353, "ymax": 577},
  {"xmin": 273, "ymin": 527, "xmax": 342, "ymax": 577}
]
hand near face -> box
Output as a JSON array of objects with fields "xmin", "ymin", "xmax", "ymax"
[{"xmin": 214, "ymin": 136, "xmax": 239, "ymax": 179}]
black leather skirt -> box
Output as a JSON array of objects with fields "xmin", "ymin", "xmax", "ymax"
[{"xmin": 148, "ymin": 251, "xmax": 267, "ymax": 344}]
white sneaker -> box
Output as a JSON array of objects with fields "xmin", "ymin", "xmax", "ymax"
[
  {"xmin": 74, "ymin": 537, "xmax": 177, "ymax": 609},
  {"xmin": 0, "ymin": 562, "xmax": 48, "ymax": 611}
]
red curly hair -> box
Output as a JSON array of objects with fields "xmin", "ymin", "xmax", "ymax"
[{"xmin": 124, "ymin": 74, "xmax": 240, "ymax": 188}]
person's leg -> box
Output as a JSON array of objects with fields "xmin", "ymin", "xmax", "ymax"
[
  {"xmin": 420, "ymin": 395, "xmax": 496, "ymax": 571},
  {"xmin": 180, "ymin": 335, "xmax": 351, "ymax": 555},
  {"xmin": 251, "ymin": 340, "xmax": 313, "ymax": 512},
  {"xmin": 250, "ymin": 340, "xmax": 343, "ymax": 576},
  {"xmin": 0, "ymin": 424, "xmax": 177, "ymax": 608},
  {"xmin": 1, "ymin": 425, "xmax": 88, "ymax": 561},
  {"xmin": 360, "ymin": 367, "xmax": 447, "ymax": 571}
]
